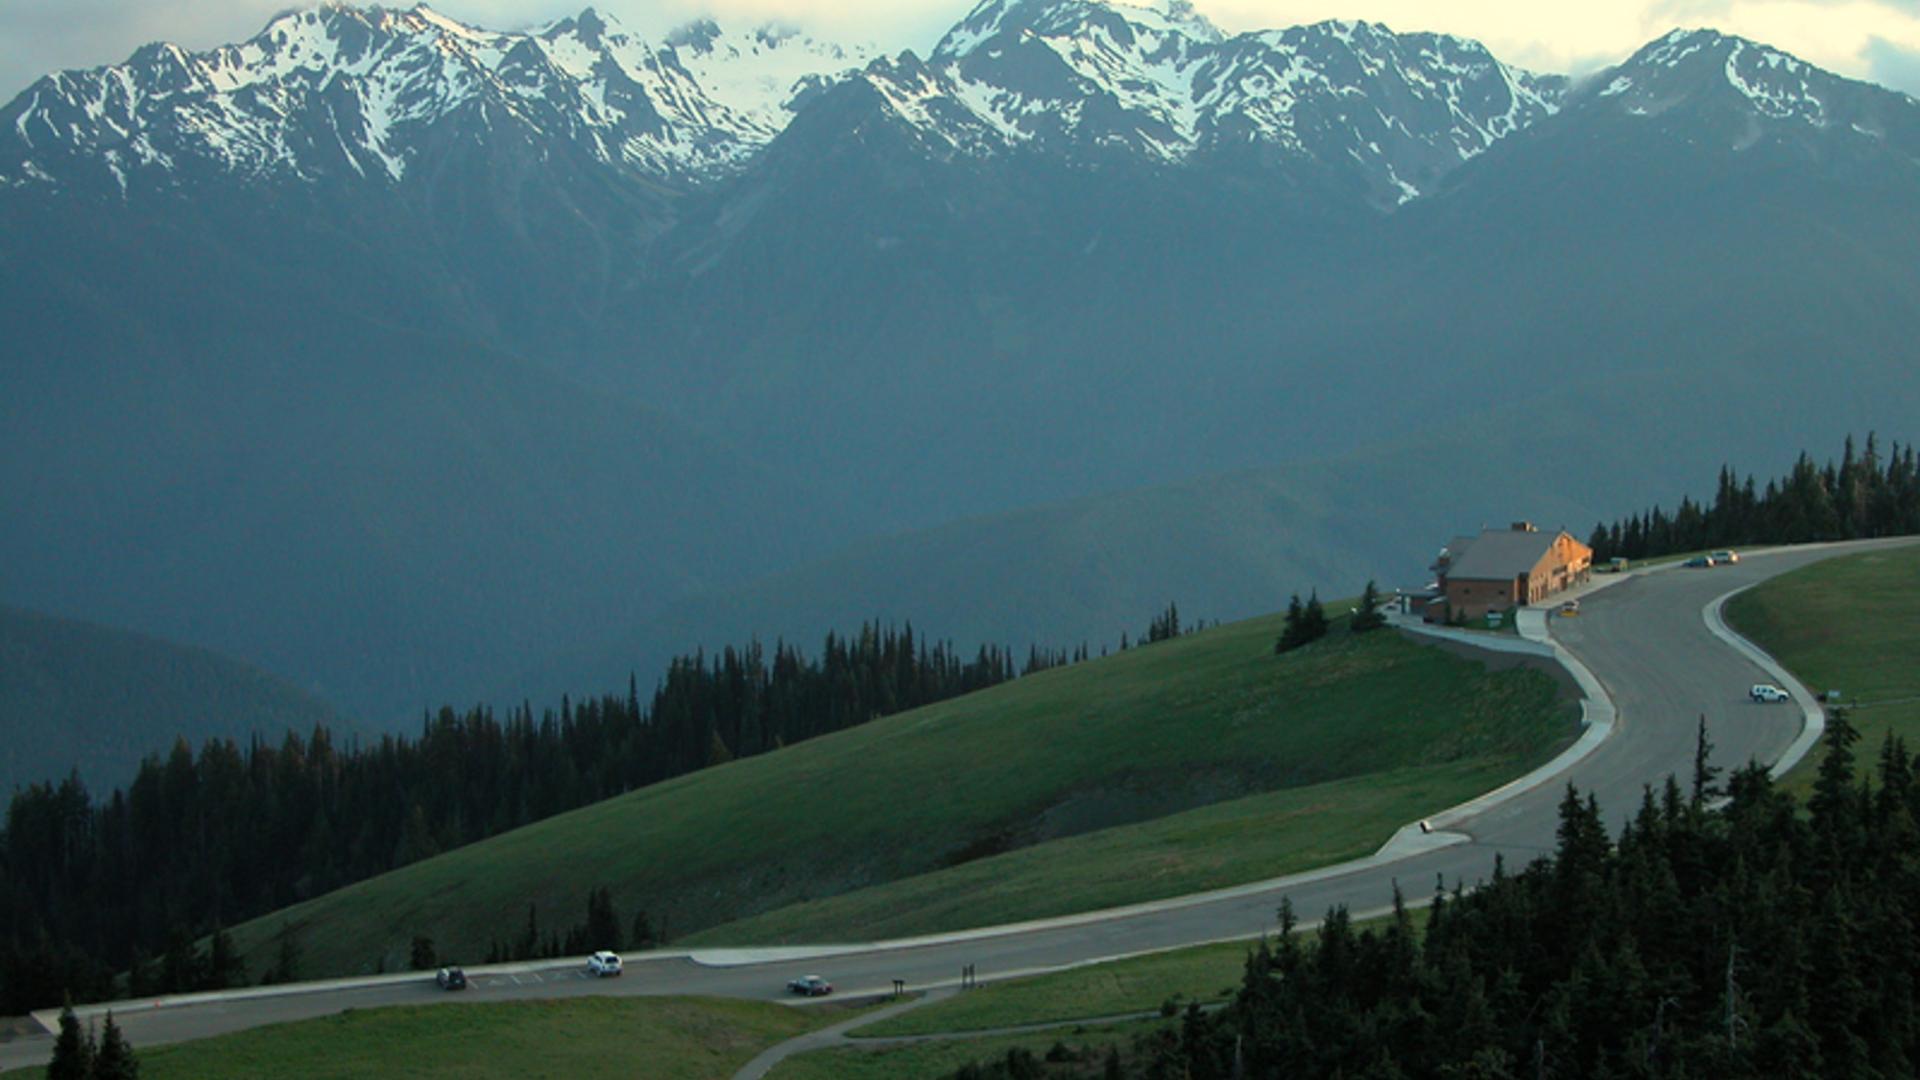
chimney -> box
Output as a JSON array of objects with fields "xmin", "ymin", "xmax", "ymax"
[{"xmin": 1510, "ymin": 521, "xmax": 1536, "ymax": 532}]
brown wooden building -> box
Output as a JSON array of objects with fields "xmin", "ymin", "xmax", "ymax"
[{"xmin": 1427, "ymin": 522, "xmax": 1593, "ymax": 622}]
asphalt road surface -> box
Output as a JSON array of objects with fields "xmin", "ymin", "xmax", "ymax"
[{"xmin": 3, "ymin": 540, "xmax": 1904, "ymax": 1069}]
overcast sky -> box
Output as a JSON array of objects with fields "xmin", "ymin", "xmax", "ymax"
[{"xmin": 5, "ymin": 0, "xmax": 1920, "ymax": 103}]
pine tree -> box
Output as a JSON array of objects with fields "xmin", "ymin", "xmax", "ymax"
[
  {"xmin": 1811, "ymin": 707, "xmax": 1861, "ymax": 834},
  {"xmin": 204, "ymin": 926, "xmax": 245, "ymax": 990},
  {"xmin": 1276, "ymin": 591, "xmax": 1332, "ymax": 653},
  {"xmin": 585, "ymin": 886, "xmax": 622, "ymax": 951},
  {"xmin": 46, "ymin": 1003, "xmax": 93, "ymax": 1080},
  {"xmin": 262, "ymin": 926, "xmax": 301, "ymax": 986},
  {"xmin": 158, "ymin": 929, "xmax": 200, "ymax": 994},
  {"xmin": 92, "ymin": 1012, "xmax": 139, "ymax": 1080},
  {"xmin": 1351, "ymin": 580, "xmax": 1387, "ymax": 633},
  {"xmin": 519, "ymin": 902, "xmax": 540, "ymax": 961},
  {"xmin": 1303, "ymin": 591, "xmax": 1328, "ymax": 641},
  {"xmin": 1276, "ymin": 593, "xmax": 1306, "ymax": 654},
  {"xmin": 409, "ymin": 936, "xmax": 436, "ymax": 971},
  {"xmin": 1692, "ymin": 715, "xmax": 1722, "ymax": 803},
  {"xmin": 706, "ymin": 730, "xmax": 735, "ymax": 767}
]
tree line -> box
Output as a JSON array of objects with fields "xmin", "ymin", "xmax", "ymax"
[
  {"xmin": 952, "ymin": 711, "xmax": 1920, "ymax": 1077},
  {"xmin": 47, "ymin": 1005, "xmax": 138, "ymax": 1080},
  {"xmin": 1275, "ymin": 580, "xmax": 1384, "ymax": 654},
  {"xmin": 0, "ymin": 622, "xmax": 1052, "ymax": 1014},
  {"xmin": 1589, "ymin": 433, "xmax": 1920, "ymax": 562}
]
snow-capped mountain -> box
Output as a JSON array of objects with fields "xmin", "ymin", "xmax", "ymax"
[
  {"xmin": 837, "ymin": 0, "xmax": 1567, "ymax": 206},
  {"xmin": 1579, "ymin": 28, "xmax": 1920, "ymax": 155},
  {"xmin": 668, "ymin": 19, "xmax": 875, "ymax": 139},
  {"xmin": 1, "ymin": 0, "xmax": 1565, "ymax": 207},
  {"xmin": 8, "ymin": 0, "xmax": 1920, "ymax": 733},
  {"xmin": 0, "ymin": 3, "xmax": 877, "ymax": 195}
]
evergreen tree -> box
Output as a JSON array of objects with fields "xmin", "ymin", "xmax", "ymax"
[
  {"xmin": 1585, "ymin": 434, "xmax": 1920, "ymax": 564},
  {"xmin": 1276, "ymin": 591, "xmax": 1331, "ymax": 653},
  {"xmin": 204, "ymin": 927, "xmax": 245, "ymax": 990},
  {"xmin": 92, "ymin": 1012, "xmax": 139, "ymax": 1080},
  {"xmin": 1303, "ymin": 591, "xmax": 1328, "ymax": 641},
  {"xmin": 1351, "ymin": 580, "xmax": 1387, "ymax": 633},
  {"xmin": 585, "ymin": 887, "xmax": 622, "ymax": 951},
  {"xmin": 706, "ymin": 730, "xmax": 734, "ymax": 767},
  {"xmin": 47, "ymin": 1003, "xmax": 93, "ymax": 1080},
  {"xmin": 1811, "ymin": 707, "xmax": 1861, "ymax": 835},
  {"xmin": 519, "ymin": 903, "xmax": 540, "ymax": 962},
  {"xmin": 409, "ymin": 936, "xmax": 436, "ymax": 971},
  {"xmin": 157, "ymin": 930, "xmax": 199, "ymax": 995},
  {"xmin": 1276, "ymin": 594, "xmax": 1306, "ymax": 654},
  {"xmin": 1693, "ymin": 715, "xmax": 1722, "ymax": 803}
]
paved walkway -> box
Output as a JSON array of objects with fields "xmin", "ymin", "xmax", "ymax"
[
  {"xmin": 733, "ymin": 990, "xmax": 956, "ymax": 1080},
  {"xmin": 733, "ymin": 988, "xmax": 1197, "ymax": 1078}
]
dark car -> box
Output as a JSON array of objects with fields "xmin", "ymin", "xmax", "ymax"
[
  {"xmin": 1682, "ymin": 555, "xmax": 1717, "ymax": 568},
  {"xmin": 786, "ymin": 974, "xmax": 833, "ymax": 996},
  {"xmin": 436, "ymin": 966, "xmax": 467, "ymax": 990}
]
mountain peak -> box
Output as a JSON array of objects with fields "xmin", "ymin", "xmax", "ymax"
[
  {"xmin": 667, "ymin": 18, "xmax": 723, "ymax": 53},
  {"xmin": 573, "ymin": 8, "xmax": 610, "ymax": 41},
  {"xmin": 1599, "ymin": 27, "xmax": 1853, "ymax": 123},
  {"xmin": 936, "ymin": 0, "xmax": 1223, "ymax": 60},
  {"xmin": 1111, "ymin": 0, "xmax": 1224, "ymax": 43},
  {"xmin": 1574, "ymin": 24, "xmax": 1920, "ymax": 161},
  {"xmin": 0, "ymin": 0, "xmax": 878, "ymax": 195},
  {"xmin": 402, "ymin": 3, "xmax": 492, "ymax": 40}
]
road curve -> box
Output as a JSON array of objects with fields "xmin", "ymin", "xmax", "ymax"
[{"xmin": 4, "ymin": 539, "xmax": 1907, "ymax": 1069}]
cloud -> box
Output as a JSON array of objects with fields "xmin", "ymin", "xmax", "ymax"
[
  {"xmin": 1864, "ymin": 34, "xmax": 1920, "ymax": 92},
  {"xmin": 0, "ymin": 0, "xmax": 957, "ymax": 102},
  {"xmin": 6, "ymin": 0, "xmax": 1920, "ymax": 106},
  {"xmin": 0, "ymin": 0, "xmax": 289, "ymax": 99}
]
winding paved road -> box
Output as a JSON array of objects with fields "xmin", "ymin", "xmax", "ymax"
[{"xmin": 3, "ymin": 540, "xmax": 1905, "ymax": 1069}]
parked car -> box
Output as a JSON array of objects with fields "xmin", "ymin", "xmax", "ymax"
[
  {"xmin": 1711, "ymin": 550, "xmax": 1740, "ymax": 564},
  {"xmin": 1750, "ymin": 684, "xmax": 1790, "ymax": 703},
  {"xmin": 587, "ymin": 951, "xmax": 623, "ymax": 977},
  {"xmin": 435, "ymin": 966, "xmax": 467, "ymax": 990},
  {"xmin": 1683, "ymin": 555, "xmax": 1717, "ymax": 568},
  {"xmin": 1558, "ymin": 599, "xmax": 1580, "ymax": 615},
  {"xmin": 787, "ymin": 974, "xmax": 833, "ymax": 996}
]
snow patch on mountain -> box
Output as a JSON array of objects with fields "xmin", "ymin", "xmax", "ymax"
[
  {"xmin": 5, "ymin": 2, "xmax": 1898, "ymax": 206},
  {"xmin": 1591, "ymin": 26, "xmax": 1920, "ymax": 150},
  {"xmin": 671, "ymin": 19, "xmax": 881, "ymax": 140},
  {"xmin": 0, "ymin": 3, "xmax": 876, "ymax": 194},
  {"xmin": 877, "ymin": 8, "xmax": 1566, "ymax": 205}
]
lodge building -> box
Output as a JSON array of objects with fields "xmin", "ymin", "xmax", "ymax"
[{"xmin": 1426, "ymin": 522, "xmax": 1593, "ymax": 622}]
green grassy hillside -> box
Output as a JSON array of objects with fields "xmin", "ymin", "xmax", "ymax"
[
  {"xmin": 11, "ymin": 996, "xmax": 846, "ymax": 1080},
  {"xmin": 1724, "ymin": 542, "xmax": 1920, "ymax": 792},
  {"xmin": 0, "ymin": 604, "xmax": 343, "ymax": 794},
  {"xmin": 230, "ymin": 613, "xmax": 1576, "ymax": 977}
]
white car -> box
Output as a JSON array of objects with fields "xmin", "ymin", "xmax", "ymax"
[
  {"xmin": 1712, "ymin": 550, "xmax": 1741, "ymax": 565},
  {"xmin": 587, "ymin": 950, "xmax": 623, "ymax": 977},
  {"xmin": 1750, "ymin": 684, "xmax": 1790, "ymax": 703}
]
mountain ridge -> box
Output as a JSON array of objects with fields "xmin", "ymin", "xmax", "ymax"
[
  {"xmin": 8, "ymin": 5, "xmax": 1912, "ymax": 211},
  {"xmin": 0, "ymin": 603, "xmax": 346, "ymax": 794},
  {"xmin": 0, "ymin": 1, "xmax": 1580, "ymax": 207},
  {"xmin": 5, "ymin": 1, "xmax": 1920, "ymax": 731},
  {"xmin": 0, "ymin": 2, "xmax": 880, "ymax": 196}
]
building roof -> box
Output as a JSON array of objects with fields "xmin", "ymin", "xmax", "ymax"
[{"xmin": 1444, "ymin": 529, "xmax": 1562, "ymax": 581}]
